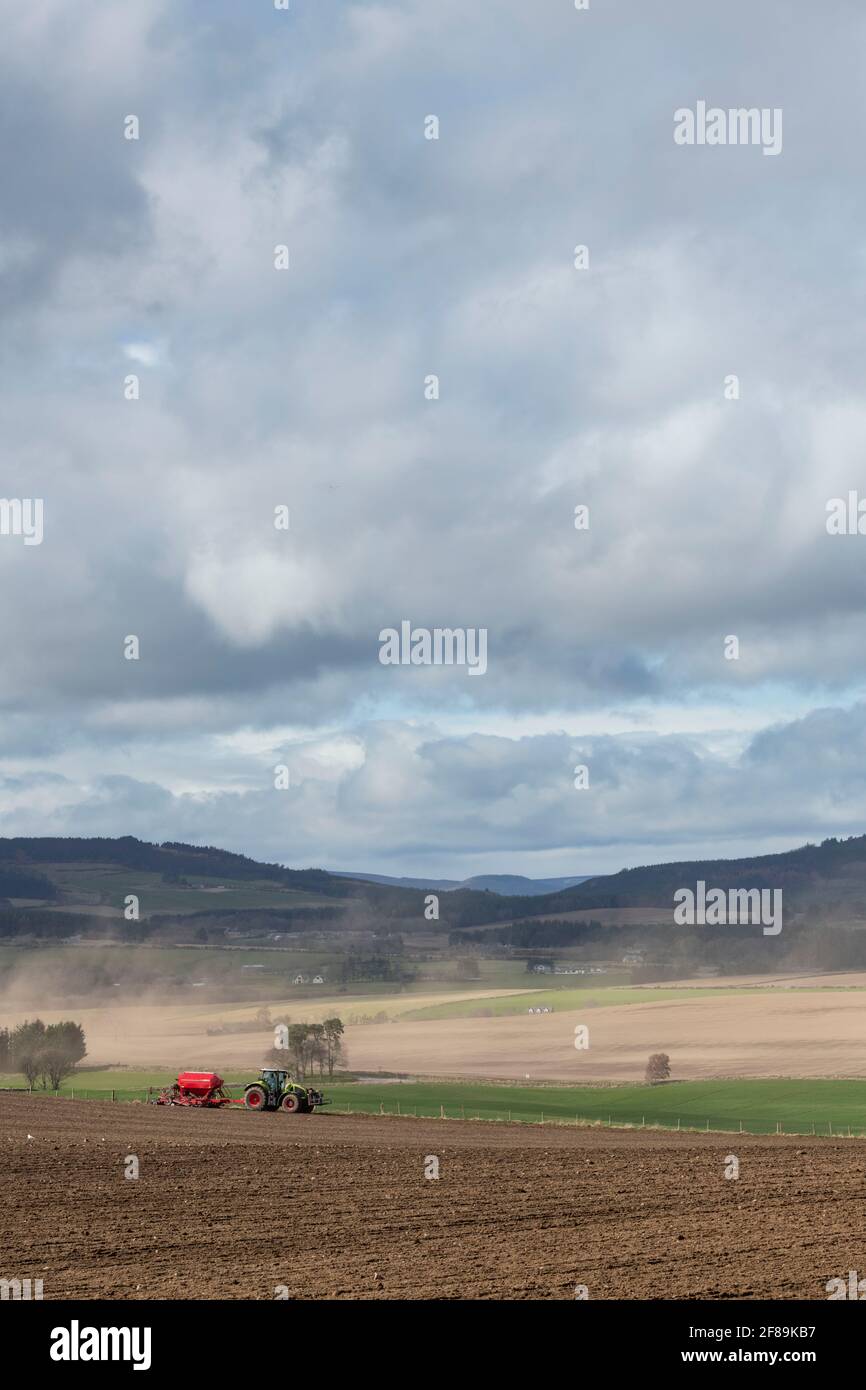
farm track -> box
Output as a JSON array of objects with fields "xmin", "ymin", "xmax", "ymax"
[{"xmin": 0, "ymin": 1096, "xmax": 863, "ymax": 1300}]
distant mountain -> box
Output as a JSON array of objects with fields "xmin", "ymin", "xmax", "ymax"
[
  {"xmin": 331, "ymin": 871, "xmax": 593, "ymax": 896},
  {"xmin": 331, "ymin": 871, "xmax": 461, "ymax": 891},
  {"xmin": 459, "ymin": 874, "xmax": 593, "ymax": 896}
]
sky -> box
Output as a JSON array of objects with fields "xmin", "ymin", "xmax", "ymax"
[{"xmin": 2, "ymin": 0, "xmax": 866, "ymax": 878}]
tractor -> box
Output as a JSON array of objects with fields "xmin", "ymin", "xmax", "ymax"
[{"xmin": 242, "ymin": 1068, "xmax": 327, "ymax": 1114}]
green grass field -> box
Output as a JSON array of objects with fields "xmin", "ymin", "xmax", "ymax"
[
  {"xmin": 4, "ymin": 1072, "xmax": 866, "ymax": 1135},
  {"xmin": 323, "ymin": 1079, "xmax": 866, "ymax": 1134},
  {"xmin": 400, "ymin": 986, "xmax": 758, "ymax": 1019},
  {"xmin": 401, "ymin": 979, "xmax": 866, "ymax": 1020}
]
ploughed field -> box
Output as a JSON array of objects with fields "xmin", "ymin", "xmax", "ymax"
[{"xmin": 0, "ymin": 1095, "xmax": 863, "ymax": 1300}]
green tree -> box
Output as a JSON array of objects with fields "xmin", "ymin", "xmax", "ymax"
[
  {"xmin": 10, "ymin": 1019, "xmax": 86, "ymax": 1090},
  {"xmin": 10, "ymin": 1020, "xmax": 46, "ymax": 1087},
  {"xmin": 41, "ymin": 1022, "xmax": 87, "ymax": 1090}
]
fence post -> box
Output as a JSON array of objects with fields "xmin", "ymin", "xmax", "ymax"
[
  {"xmin": 396, "ymin": 1101, "xmax": 400, "ymax": 1116},
  {"xmin": 111, "ymin": 1089, "xmax": 116, "ymax": 1103},
  {"xmin": 440, "ymin": 1104, "xmax": 445, "ymax": 1118},
  {"xmin": 829, "ymin": 1120, "xmax": 833, "ymax": 1135},
  {"xmin": 677, "ymin": 1118, "xmax": 681, "ymax": 1130}
]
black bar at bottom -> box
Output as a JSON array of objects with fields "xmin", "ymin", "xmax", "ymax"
[{"xmin": 5, "ymin": 1297, "xmax": 859, "ymax": 1376}]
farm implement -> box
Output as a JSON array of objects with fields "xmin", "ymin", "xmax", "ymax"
[{"xmin": 155, "ymin": 1068, "xmax": 328, "ymax": 1114}]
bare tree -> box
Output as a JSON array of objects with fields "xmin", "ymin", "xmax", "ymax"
[
  {"xmin": 645, "ymin": 1052, "xmax": 671, "ymax": 1085},
  {"xmin": 322, "ymin": 1017, "xmax": 345, "ymax": 1077}
]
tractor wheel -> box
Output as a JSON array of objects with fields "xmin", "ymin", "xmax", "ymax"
[
  {"xmin": 244, "ymin": 1085, "xmax": 268, "ymax": 1111},
  {"xmin": 279, "ymin": 1091, "xmax": 303, "ymax": 1113}
]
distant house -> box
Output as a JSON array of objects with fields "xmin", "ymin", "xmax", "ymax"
[
  {"xmin": 293, "ymin": 973, "xmax": 308, "ymax": 985},
  {"xmin": 312, "ymin": 975, "xmax": 324, "ymax": 984}
]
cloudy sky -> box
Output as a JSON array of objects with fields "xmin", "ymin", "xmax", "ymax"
[{"xmin": 2, "ymin": 0, "xmax": 866, "ymax": 878}]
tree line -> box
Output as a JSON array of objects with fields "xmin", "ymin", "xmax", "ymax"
[
  {"xmin": 0, "ymin": 1019, "xmax": 87, "ymax": 1089},
  {"xmin": 265, "ymin": 1018, "xmax": 346, "ymax": 1078}
]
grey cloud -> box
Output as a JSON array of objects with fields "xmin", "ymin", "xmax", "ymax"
[{"xmin": 2, "ymin": 0, "xmax": 865, "ymax": 870}]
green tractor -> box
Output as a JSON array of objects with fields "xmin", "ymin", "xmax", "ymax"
[{"xmin": 242, "ymin": 1068, "xmax": 327, "ymax": 1114}]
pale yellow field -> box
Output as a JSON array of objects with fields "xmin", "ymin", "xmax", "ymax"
[
  {"xmin": 637, "ymin": 971, "xmax": 866, "ymax": 991},
  {"xmin": 344, "ymin": 991, "xmax": 866, "ymax": 1081},
  {"xmin": 1, "ymin": 988, "xmax": 527, "ymax": 1071},
  {"xmin": 8, "ymin": 974, "xmax": 866, "ymax": 1081}
]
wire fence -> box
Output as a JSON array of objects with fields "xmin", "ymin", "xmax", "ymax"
[
  {"xmin": 328, "ymin": 1099, "xmax": 866, "ymax": 1138},
  {"xmin": 8, "ymin": 1087, "xmax": 866, "ymax": 1138}
]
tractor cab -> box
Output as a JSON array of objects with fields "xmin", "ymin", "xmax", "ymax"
[{"xmin": 261, "ymin": 1068, "xmax": 290, "ymax": 1098}]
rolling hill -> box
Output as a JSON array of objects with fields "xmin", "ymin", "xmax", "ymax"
[
  {"xmin": 331, "ymin": 870, "xmax": 592, "ymax": 895},
  {"xmin": 0, "ymin": 834, "xmax": 865, "ymax": 957}
]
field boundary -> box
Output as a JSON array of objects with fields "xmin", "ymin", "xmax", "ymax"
[{"xmin": 5, "ymin": 1084, "xmax": 866, "ymax": 1139}]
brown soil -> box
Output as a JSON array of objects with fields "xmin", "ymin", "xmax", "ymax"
[{"xmin": 0, "ymin": 1095, "xmax": 862, "ymax": 1300}]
